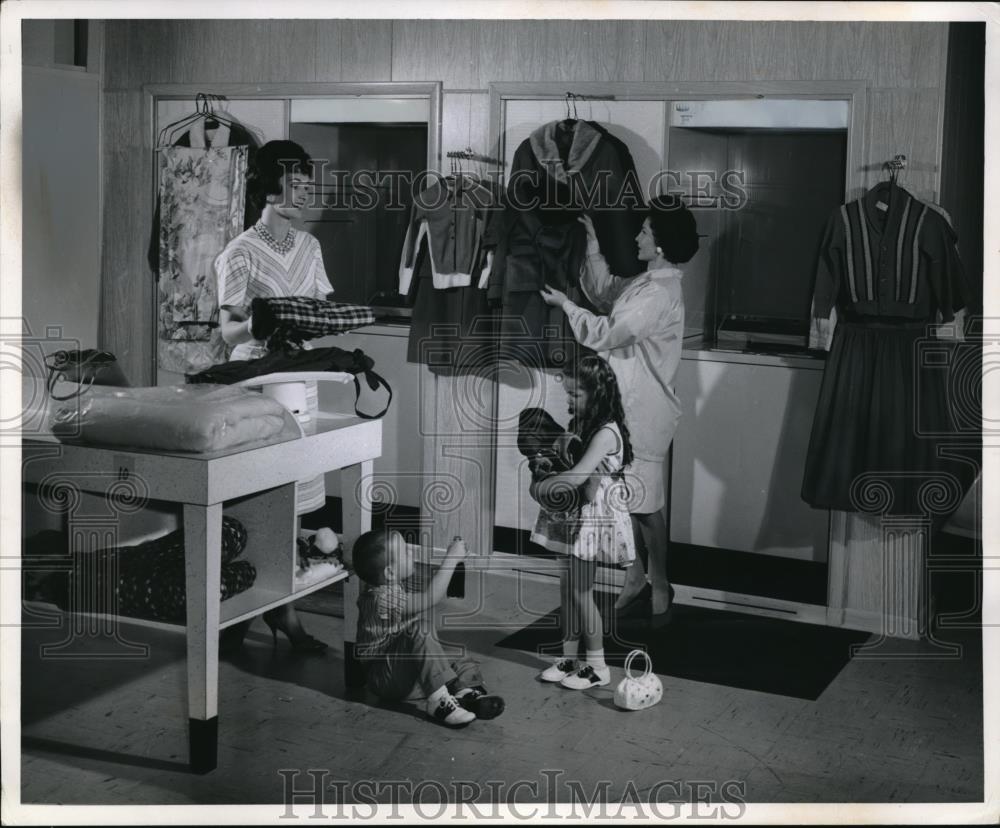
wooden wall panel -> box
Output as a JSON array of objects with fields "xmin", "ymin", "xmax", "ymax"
[
  {"xmin": 101, "ymin": 165, "xmax": 151, "ymax": 374},
  {"xmin": 743, "ymin": 22, "xmax": 801, "ymax": 81},
  {"xmin": 867, "ymin": 23, "xmax": 950, "ymax": 88},
  {"xmin": 339, "ymin": 21, "xmax": 393, "ymax": 81},
  {"xmin": 468, "ymin": 92, "xmax": 492, "ymax": 159},
  {"xmin": 641, "ymin": 22, "xmax": 947, "ymax": 87},
  {"xmin": 863, "ymin": 88, "xmax": 944, "ymax": 200},
  {"xmin": 442, "ymin": 93, "xmax": 473, "ymax": 156},
  {"xmin": 101, "ymin": 89, "xmax": 153, "ymax": 384},
  {"xmin": 176, "ymin": 21, "xmax": 320, "ymax": 84},
  {"xmin": 441, "ymin": 92, "xmax": 492, "ymax": 158},
  {"xmin": 476, "ymin": 21, "xmax": 645, "ymax": 85},
  {"xmin": 102, "ymin": 21, "xmax": 139, "ymax": 89},
  {"xmin": 391, "ymin": 21, "xmax": 480, "ymax": 88}
]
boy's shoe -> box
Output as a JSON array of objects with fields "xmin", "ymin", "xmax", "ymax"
[
  {"xmin": 456, "ymin": 686, "xmax": 505, "ymax": 719},
  {"xmin": 540, "ymin": 658, "xmax": 578, "ymax": 682},
  {"xmin": 560, "ymin": 664, "xmax": 611, "ymax": 690},
  {"xmin": 427, "ymin": 693, "xmax": 476, "ymax": 727}
]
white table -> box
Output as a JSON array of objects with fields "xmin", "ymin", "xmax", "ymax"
[{"xmin": 22, "ymin": 409, "xmax": 380, "ymax": 773}]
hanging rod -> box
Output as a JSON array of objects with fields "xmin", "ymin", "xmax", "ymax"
[
  {"xmin": 446, "ymin": 147, "xmax": 502, "ymax": 165},
  {"xmin": 566, "ymin": 91, "xmax": 617, "ymax": 101}
]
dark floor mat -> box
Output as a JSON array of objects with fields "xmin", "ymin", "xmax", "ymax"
[{"xmin": 494, "ymin": 590, "xmax": 870, "ymax": 700}]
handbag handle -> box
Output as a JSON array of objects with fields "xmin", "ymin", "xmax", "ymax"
[
  {"xmin": 44, "ymin": 350, "xmax": 101, "ymax": 401},
  {"xmin": 623, "ymin": 649, "xmax": 653, "ymax": 681}
]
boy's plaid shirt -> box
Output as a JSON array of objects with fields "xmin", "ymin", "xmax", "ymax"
[{"xmin": 355, "ymin": 580, "xmax": 409, "ymax": 656}]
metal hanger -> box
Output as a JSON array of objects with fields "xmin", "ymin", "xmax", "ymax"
[
  {"xmin": 157, "ymin": 93, "xmax": 238, "ymax": 148},
  {"xmin": 884, "ymin": 154, "xmax": 907, "ymax": 186}
]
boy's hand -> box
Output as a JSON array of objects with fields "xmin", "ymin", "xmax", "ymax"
[{"xmin": 447, "ymin": 536, "xmax": 468, "ymax": 559}]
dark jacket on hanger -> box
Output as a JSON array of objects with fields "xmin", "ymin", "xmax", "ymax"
[
  {"xmin": 488, "ymin": 120, "xmax": 643, "ymax": 367},
  {"xmin": 147, "ymin": 119, "xmax": 260, "ymax": 277},
  {"xmin": 506, "ymin": 119, "xmax": 645, "ymax": 284}
]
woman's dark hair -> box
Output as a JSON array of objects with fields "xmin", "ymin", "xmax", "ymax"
[
  {"xmin": 247, "ymin": 139, "xmax": 314, "ymax": 211},
  {"xmin": 568, "ymin": 355, "xmax": 633, "ymax": 472},
  {"xmin": 647, "ymin": 194, "xmax": 699, "ymax": 264}
]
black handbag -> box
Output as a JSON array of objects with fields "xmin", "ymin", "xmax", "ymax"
[
  {"xmin": 44, "ymin": 349, "xmax": 130, "ymax": 400},
  {"xmin": 186, "ymin": 346, "xmax": 393, "ymax": 419}
]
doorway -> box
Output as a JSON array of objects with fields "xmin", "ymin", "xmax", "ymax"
[{"xmin": 290, "ymin": 122, "xmax": 428, "ymax": 307}]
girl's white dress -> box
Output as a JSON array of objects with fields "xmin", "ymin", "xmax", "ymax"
[{"xmin": 530, "ymin": 422, "xmax": 636, "ymax": 566}]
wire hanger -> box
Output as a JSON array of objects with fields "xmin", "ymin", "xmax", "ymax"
[
  {"xmin": 884, "ymin": 154, "xmax": 907, "ymax": 186},
  {"xmin": 157, "ymin": 92, "xmax": 238, "ymax": 148},
  {"xmin": 560, "ymin": 93, "xmax": 578, "ymax": 130}
]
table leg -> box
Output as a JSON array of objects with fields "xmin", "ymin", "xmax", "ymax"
[
  {"xmin": 183, "ymin": 502, "xmax": 223, "ymax": 773},
  {"xmin": 340, "ymin": 461, "xmax": 372, "ymax": 689}
]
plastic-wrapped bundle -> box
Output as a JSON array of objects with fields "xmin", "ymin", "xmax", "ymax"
[{"xmin": 49, "ymin": 384, "xmax": 289, "ymax": 453}]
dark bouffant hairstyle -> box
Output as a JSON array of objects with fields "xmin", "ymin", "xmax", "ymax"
[
  {"xmin": 568, "ymin": 354, "xmax": 634, "ymax": 473},
  {"xmin": 647, "ymin": 194, "xmax": 699, "ymax": 264},
  {"xmin": 247, "ymin": 139, "xmax": 313, "ymax": 210},
  {"xmin": 351, "ymin": 529, "xmax": 390, "ymax": 586}
]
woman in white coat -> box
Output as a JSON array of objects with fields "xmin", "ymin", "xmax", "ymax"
[{"xmin": 540, "ymin": 195, "xmax": 699, "ymax": 627}]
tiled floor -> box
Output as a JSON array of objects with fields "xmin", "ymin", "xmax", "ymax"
[{"xmin": 18, "ymin": 569, "xmax": 983, "ymax": 806}]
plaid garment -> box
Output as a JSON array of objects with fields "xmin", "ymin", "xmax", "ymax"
[
  {"xmin": 355, "ymin": 580, "xmax": 409, "ymax": 657},
  {"xmin": 250, "ymin": 296, "xmax": 375, "ymax": 349}
]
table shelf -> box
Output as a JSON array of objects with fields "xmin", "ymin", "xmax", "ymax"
[{"xmin": 21, "ymin": 413, "xmax": 380, "ymax": 773}]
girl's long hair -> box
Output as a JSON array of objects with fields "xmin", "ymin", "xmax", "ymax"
[{"xmin": 569, "ymin": 355, "xmax": 634, "ymax": 473}]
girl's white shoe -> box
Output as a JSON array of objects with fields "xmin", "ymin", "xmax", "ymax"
[
  {"xmin": 540, "ymin": 658, "xmax": 578, "ymax": 682},
  {"xmin": 560, "ymin": 664, "xmax": 611, "ymax": 689}
]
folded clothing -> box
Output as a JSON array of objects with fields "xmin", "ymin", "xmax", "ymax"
[
  {"xmin": 49, "ymin": 384, "xmax": 289, "ymax": 453},
  {"xmin": 27, "ymin": 515, "xmax": 257, "ymax": 625},
  {"xmin": 250, "ymin": 296, "xmax": 375, "ymax": 349}
]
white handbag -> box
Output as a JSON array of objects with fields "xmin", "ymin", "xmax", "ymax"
[{"xmin": 613, "ymin": 650, "xmax": 663, "ymax": 711}]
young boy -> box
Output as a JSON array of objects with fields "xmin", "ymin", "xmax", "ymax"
[{"xmin": 352, "ymin": 530, "xmax": 505, "ymax": 727}]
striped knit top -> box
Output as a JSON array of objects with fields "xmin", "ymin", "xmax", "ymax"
[
  {"xmin": 811, "ymin": 184, "xmax": 968, "ymax": 323},
  {"xmin": 215, "ymin": 221, "xmax": 334, "ymax": 359}
]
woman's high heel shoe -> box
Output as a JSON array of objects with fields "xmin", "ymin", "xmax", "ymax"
[
  {"xmin": 649, "ymin": 584, "xmax": 676, "ymax": 630},
  {"xmin": 614, "ymin": 582, "xmax": 653, "ymax": 619},
  {"xmin": 262, "ymin": 609, "xmax": 329, "ymax": 654}
]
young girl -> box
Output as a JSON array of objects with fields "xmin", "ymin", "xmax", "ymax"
[{"xmin": 529, "ymin": 355, "xmax": 636, "ymax": 689}]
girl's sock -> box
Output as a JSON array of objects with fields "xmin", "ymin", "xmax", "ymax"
[
  {"xmin": 586, "ymin": 648, "xmax": 607, "ymax": 671},
  {"xmin": 562, "ymin": 639, "xmax": 580, "ymax": 661}
]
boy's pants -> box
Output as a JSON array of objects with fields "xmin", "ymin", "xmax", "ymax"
[{"xmin": 362, "ymin": 617, "xmax": 484, "ymax": 701}]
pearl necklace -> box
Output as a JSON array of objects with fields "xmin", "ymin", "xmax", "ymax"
[{"xmin": 255, "ymin": 220, "xmax": 296, "ymax": 255}]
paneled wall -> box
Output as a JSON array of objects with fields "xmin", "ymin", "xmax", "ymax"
[{"xmin": 101, "ymin": 19, "xmax": 950, "ymax": 384}]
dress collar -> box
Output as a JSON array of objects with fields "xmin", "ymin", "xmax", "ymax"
[
  {"xmin": 647, "ymin": 265, "xmax": 683, "ymax": 281},
  {"xmin": 862, "ymin": 181, "xmax": 913, "ymax": 235}
]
